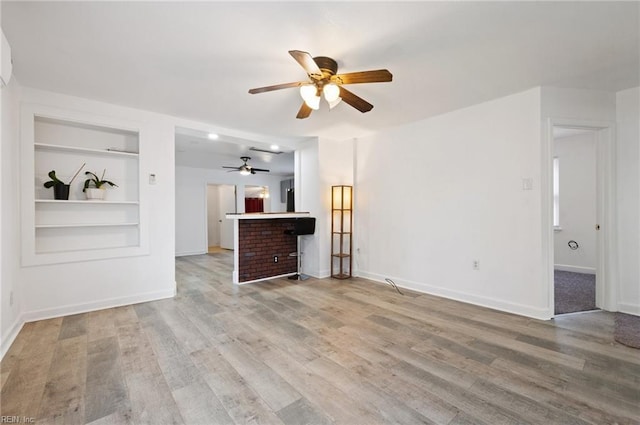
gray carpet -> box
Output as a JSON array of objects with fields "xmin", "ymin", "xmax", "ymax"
[
  {"xmin": 554, "ymin": 270, "xmax": 596, "ymax": 314},
  {"xmin": 615, "ymin": 313, "xmax": 640, "ymax": 349}
]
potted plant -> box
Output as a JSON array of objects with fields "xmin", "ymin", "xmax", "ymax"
[
  {"xmin": 83, "ymin": 169, "xmax": 118, "ymax": 200},
  {"xmin": 43, "ymin": 163, "xmax": 85, "ymax": 200}
]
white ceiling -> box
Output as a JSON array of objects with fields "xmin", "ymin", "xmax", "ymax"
[
  {"xmin": 3, "ymin": 1, "xmax": 639, "ymax": 145},
  {"xmin": 175, "ymin": 127, "xmax": 294, "ymax": 175}
]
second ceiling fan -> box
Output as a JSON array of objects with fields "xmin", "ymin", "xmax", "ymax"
[
  {"xmin": 222, "ymin": 157, "xmax": 269, "ymax": 175},
  {"xmin": 249, "ymin": 50, "xmax": 393, "ymax": 119}
]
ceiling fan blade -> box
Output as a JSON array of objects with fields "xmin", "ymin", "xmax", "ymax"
[
  {"xmin": 339, "ymin": 87, "xmax": 373, "ymax": 113},
  {"xmin": 249, "ymin": 81, "xmax": 304, "ymax": 94},
  {"xmin": 332, "ymin": 69, "xmax": 393, "ymax": 85},
  {"xmin": 226, "ymin": 169, "xmax": 239, "ymax": 173},
  {"xmin": 222, "ymin": 166, "xmax": 240, "ymax": 169},
  {"xmin": 250, "ymin": 168, "xmax": 270, "ymax": 172},
  {"xmin": 289, "ymin": 50, "xmax": 322, "ymax": 78},
  {"xmin": 296, "ymin": 102, "xmax": 313, "ymax": 119}
]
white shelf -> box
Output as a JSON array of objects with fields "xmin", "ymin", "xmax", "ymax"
[
  {"xmin": 36, "ymin": 222, "xmax": 139, "ymax": 229},
  {"xmin": 22, "ymin": 105, "xmax": 148, "ymax": 266},
  {"xmin": 35, "ymin": 142, "xmax": 139, "ymax": 157},
  {"xmin": 35, "ymin": 199, "xmax": 139, "ymax": 205}
]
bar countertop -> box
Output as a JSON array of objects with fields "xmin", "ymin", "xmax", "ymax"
[{"xmin": 225, "ymin": 212, "xmax": 310, "ymax": 220}]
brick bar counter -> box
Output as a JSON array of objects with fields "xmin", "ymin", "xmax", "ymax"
[{"xmin": 225, "ymin": 212, "xmax": 310, "ymax": 284}]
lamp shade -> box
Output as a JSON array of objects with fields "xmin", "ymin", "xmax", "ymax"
[
  {"xmin": 328, "ymin": 97, "xmax": 342, "ymax": 109},
  {"xmin": 300, "ymin": 84, "xmax": 321, "ymax": 110},
  {"xmin": 323, "ymin": 83, "xmax": 340, "ymax": 102},
  {"xmin": 299, "ymin": 85, "xmax": 317, "ymax": 102},
  {"xmin": 305, "ymin": 95, "xmax": 321, "ymax": 110}
]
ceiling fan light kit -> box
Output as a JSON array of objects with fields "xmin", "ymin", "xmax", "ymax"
[
  {"xmin": 249, "ymin": 50, "xmax": 392, "ymax": 119},
  {"xmin": 222, "ymin": 156, "xmax": 270, "ymax": 176}
]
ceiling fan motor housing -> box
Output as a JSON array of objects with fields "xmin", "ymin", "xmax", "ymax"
[{"xmin": 313, "ymin": 56, "xmax": 338, "ymax": 77}]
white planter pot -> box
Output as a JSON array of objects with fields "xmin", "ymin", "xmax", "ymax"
[{"xmin": 85, "ymin": 188, "xmax": 106, "ymax": 200}]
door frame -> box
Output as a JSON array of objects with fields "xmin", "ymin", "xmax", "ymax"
[
  {"xmin": 204, "ymin": 183, "xmax": 238, "ymax": 252},
  {"xmin": 542, "ymin": 118, "xmax": 617, "ymax": 318}
]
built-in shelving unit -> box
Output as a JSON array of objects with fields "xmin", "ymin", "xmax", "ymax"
[
  {"xmin": 20, "ymin": 103, "xmax": 149, "ymax": 265},
  {"xmin": 331, "ymin": 185, "xmax": 353, "ymax": 279}
]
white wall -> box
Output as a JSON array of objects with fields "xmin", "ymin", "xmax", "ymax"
[
  {"xmin": 319, "ymin": 138, "xmax": 354, "ymax": 278},
  {"xmin": 206, "ymin": 185, "xmax": 220, "ymax": 247},
  {"xmin": 294, "ymin": 139, "xmax": 322, "ymax": 277},
  {"xmin": 553, "ymin": 132, "xmax": 597, "ymax": 273},
  {"xmin": 356, "ymin": 88, "xmax": 546, "ymax": 318},
  {"xmin": 1, "ymin": 86, "xmax": 177, "ymax": 358},
  {"xmin": 292, "ymin": 137, "xmax": 355, "ymax": 279},
  {"xmin": 175, "ymin": 165, "xmax": 285, "ymax": 256},
  {"xmin": 1, "ymin": 77, "xmax": 21, "ymax": 356},
  {"xmin": 616, "ymin": 86, "xmax": 640, "ymax": 315}
]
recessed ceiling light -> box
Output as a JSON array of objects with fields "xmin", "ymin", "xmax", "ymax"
[
  {"xmin": 270, "ymin": 144, "xmax": 279, "ymax": 151},
  {"xmin": 207, "ymin": 133, "xmax": 219, "ymax": 140}
]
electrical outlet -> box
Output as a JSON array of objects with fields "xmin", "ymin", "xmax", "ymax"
[
  {"xmin": 473, "ymin": 260, "xmax": 480, "ymax": 270},
  {"xmin": 273, "ymin": 255, "xmax": 278, "ymax": 263}
]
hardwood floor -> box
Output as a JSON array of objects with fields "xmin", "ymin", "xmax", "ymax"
[{"xmin": 1, "ymin": 251, "xmax": 639, "ymax": 424}]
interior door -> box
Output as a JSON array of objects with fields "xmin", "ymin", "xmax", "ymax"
[{"xmin": 219, "ymin": 185, "xmax": 236, "ymax": 250}]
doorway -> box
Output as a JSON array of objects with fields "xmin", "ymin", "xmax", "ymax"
[
  {"xmin": 244, "ymin": 185, "xmax": 271, "ymax": 213},
  {"xmin": 553, "ymin": 127, "xmax": 598, "ymax": 314},
  {"xmin": 546, "ymin": 120, "xmax": 616, "ymax": 317},
  {"xmin": 206, "ymin": 184, "xmax": 236, "ymax": 252}
]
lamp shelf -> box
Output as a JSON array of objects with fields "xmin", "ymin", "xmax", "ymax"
[{"xmin": 331, "ymin": 185, "xmax": 353, "ymax": 279}]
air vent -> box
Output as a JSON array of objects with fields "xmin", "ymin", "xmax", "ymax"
[{"xmin": 250, "ymin": 147, "xmax": 282, "ymax": 154}]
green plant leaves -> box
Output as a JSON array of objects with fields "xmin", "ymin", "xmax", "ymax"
[{"xmin": 43, "ymin": 170, "xmax": 65, "ymax": 188}]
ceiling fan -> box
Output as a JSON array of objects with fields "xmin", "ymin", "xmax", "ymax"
[
  {"xmin": 248, "ymin": 50, "xmax": 392, "ymax": 119},
  {"xmin": 222, "ymin": 156, "xmax": 269, "ymax": 175}
]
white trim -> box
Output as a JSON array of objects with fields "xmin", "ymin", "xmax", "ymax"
[
  {"xmin": 21, "ymin": 288, "xmax": 175, "ymax": 323},
  {"xmin": 175, "ymin": 250, "xmax": 207, "ymax": 257},
  {"xmin": 618, "ymin": 303, "xmax": 640, "ymax": 316},
  {"xmin": 543, "ymin": 118, "xmax": 617, "ymax": 318},
  {"xmin": 357, "ymin": 270, "xmax": 551, "ymax": 320},
  {"xmin": 232, "ymin": 218, "xmax": 239, "ymax": 283},
  {"xmin": 235, "ymin": 272, "xmax": 297, "ymax": 285},
  {"xmin": 1, "ymin": 287, "xmax": 176, "ymax": 360},
  {"xmin": 317, "ymin": 268, "xmax": 331, "ymax": 279},
  {"xmin": 1, "ymin": 317, "xmax": 25, "ymax": 360},
  {"xmin": 554, "ymin": 264, "xmax": 596, "ymax": 274}
]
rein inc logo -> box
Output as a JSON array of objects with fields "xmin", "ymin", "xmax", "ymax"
[{"xmin": 0, "ymin": 417, "xmax": 35, "ymax": 423}]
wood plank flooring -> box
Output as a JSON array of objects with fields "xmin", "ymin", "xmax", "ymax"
[{"xmin": 1, "ymin": 251, "xmax": 639, "ymax": 424}]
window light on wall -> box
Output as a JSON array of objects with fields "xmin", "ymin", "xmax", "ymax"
[{"xmin": 553, "ymin": 157, "xmax": 560, "ymax": 229}]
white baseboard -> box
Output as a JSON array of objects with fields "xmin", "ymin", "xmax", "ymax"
[
  {"xmin": 21, "ymin": 288, "xmax": 176, "ymax": 323},
  {"xmin": 175, "ymin": 250, "xmax": 207, "ymax": 257},
  {"xmin": 357, "ymin": 270, "xmax": 551, "ymax": 320},
  {"xmin": 554, "ymin": 264, "xmax": 596, "ymax": 274},
  {"xmin": 1, "ymin": 316, "xmax": 25, "ymax": 360},
  {"xmin": 618, "ymin": 303, "xmax": 640, "ymax": 316},
  {"xmin": 306, "ymin": 268, "xmax": 330, "ymax": 279},
  {"xmin": 235, "ymin": 272, "xmax": 297, "ymax": 285}
]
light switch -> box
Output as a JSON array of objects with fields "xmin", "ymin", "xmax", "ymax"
[
  {"xmin": 522, "ymin": 177, "xmax": 533, "ymax": 190},
  {"xmin": 149, "ymin": 173, "xmax": 157, "ymax": 185}
]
